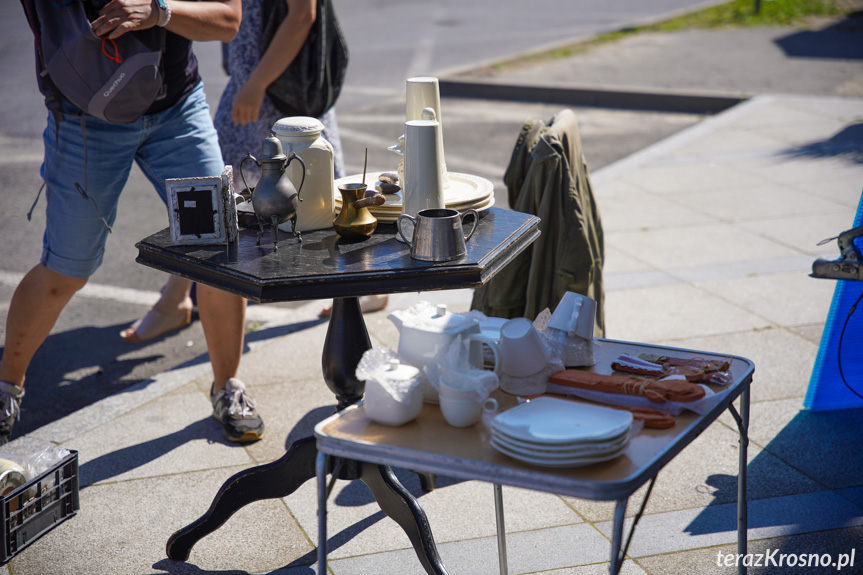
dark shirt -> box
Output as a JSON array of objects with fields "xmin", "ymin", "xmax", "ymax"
[
  {"xmin": 146, "ymin": 31, "xmax": 201, "ymax": 115},
  {"xmin": 24, "ymin": 0, "xmax": 201, "ymax": 118}
]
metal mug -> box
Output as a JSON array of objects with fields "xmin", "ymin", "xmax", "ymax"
[{"xmin": 397, "ymin": 208, "xmax": 479, "ymax": 262}]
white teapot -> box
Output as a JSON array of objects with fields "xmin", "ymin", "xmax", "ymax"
[{"xmin": 388, "ymin": 302, "xmax": 495, "ymax": 402}]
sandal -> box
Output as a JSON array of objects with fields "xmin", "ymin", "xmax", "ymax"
[
  {"xmin": 319, "ymin": 295, "xmax": 388, "ymax": 318},
  {"xmin": 120, "ymin": 306, "xmax": 193, "ymax": 343}
]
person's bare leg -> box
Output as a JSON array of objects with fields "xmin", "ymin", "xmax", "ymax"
[
  {"xmin": 195, "ymin": 284, "xmax": 246, "ymax": 393},
  {"xmin": 158, "ymin": 275, "xmax": 194, "ymax": 310},
  {"xmin": 120, "ymin": 274, "xmax": 194, "ymax": 342},
  {"xmin": 0, "ymin": 264, "xmax": 87, "ymax": 387}
]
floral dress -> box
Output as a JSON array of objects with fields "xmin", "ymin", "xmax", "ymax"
[{"xmin": 214, "ymin": 0, "xmax": 345, "ymax": 185}]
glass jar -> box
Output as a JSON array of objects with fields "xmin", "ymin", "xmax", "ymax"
[{"xmin": 271, "ymin": 116, "xmax": 335, "ymax": 233}]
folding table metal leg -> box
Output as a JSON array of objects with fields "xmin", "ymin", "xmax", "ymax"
[
  {"xmin": 317, "ymin": 451, "xmax": 329, "ymax": 574},
  {"xmin": 608, "ymin": 473, "xmax": 657, "ymax": 575},
  {"xmin": 609, "ymin": 499, "xmax": 627, "ymax": 575},
  {"xmin": 493, "ymin": 483, "xmax": 508, "ymax": 575},
  {"xmin": 728, "ymin": 386, "xmax": 751, "ymax": 575}
]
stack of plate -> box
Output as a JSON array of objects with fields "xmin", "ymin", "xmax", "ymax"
[
  {"xmin": 489, "ymin": 397, "xmax": 633, "ymax": 468},
  {"xmin": 334, "ymin": 171, "xmax": 495, "ymax": 223}
]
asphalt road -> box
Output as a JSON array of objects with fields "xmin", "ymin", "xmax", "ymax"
[{"xmin": 0, "ymin": 0, "xmax": 715, "ymax": 438}]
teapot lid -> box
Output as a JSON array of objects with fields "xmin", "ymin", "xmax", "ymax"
[
  {"xmin": 389, "ymin": 302, "xmax": 476, "ymax": 335},
  {"xmin": 272, "ymin": 116, "xmax": 324, "ymax": 137}
]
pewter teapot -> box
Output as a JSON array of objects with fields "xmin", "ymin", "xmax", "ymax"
[{"xmin": 241, "ymin": 134, "xmax": 305, "ymax": 250}]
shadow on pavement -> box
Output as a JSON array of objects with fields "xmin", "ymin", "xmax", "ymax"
[
  {"xmin": 244, "ymin": 317, "xmax": 328, "ymax": 347},
  {"xmin": 780, "ymin": 123, "xmax": 863, "ymax": 164},
  {"xmin": 282, "ymin": 468, "xmax": 466, "ymax": 571},
  {"xmin": 775, "ymin": 12, "xmax": 863, "ymax": 60},
  {"xmin": 3, "ymin": 314, "xmax": 327, "ymax": 441},
  {"xmin": 82, "ymin": 397, "xmax": 467, "ymax": 573},
  {"xmin": 4, "ymin": 321, "xmax": 210, "ymax": 439},
  {"xmin": 152, "ymin": 556, "xmax": 262, "ymax": 575},
  {"xmin": 685, "ymin": 406, "xmax": 863, "ymax": 537},
  {"xmin": 78, "ymin": 418, "xmax": 226, "ymax": 487}
]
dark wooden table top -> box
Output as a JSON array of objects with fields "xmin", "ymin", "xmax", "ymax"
[{"xmin": 135, "ymin": 207, "xmax": 540, "ymax": 303}]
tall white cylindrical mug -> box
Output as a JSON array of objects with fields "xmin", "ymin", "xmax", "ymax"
[
  {"xmin": 403, "ymin": 119, "xmax": 445, "ymax": 218},
  {"xmin": 406, "ymin": 77, "xmax": 448, "ymax": 189},
  {"xmin": 406, "ymin": 77, "xmax": 442, "ymax": 124}
]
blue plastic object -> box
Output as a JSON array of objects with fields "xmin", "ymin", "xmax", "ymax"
[{"xmin": 805, "ymin": 193, "xmax": 863, "ymax": 411}]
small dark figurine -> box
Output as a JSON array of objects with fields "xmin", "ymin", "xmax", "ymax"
[{"xmin": 240, "ymin": 134, "xmax": 305, "ymax": 250}]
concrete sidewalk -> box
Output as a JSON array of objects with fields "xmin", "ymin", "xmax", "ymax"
[
  {"xmin": 4, "ymin": 17, "xmax": 863, "ymax": 575},
  {"xmin": 440, "ymin": 13, "xmax": 863, "ymax": 109}
]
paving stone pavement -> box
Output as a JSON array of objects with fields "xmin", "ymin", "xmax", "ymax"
[{"xmin": 2, "ymin": 13, "xmax": 863, "ymax": 575}]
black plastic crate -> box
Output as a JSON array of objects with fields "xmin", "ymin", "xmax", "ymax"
[{"xmin": 0, "ymin": 450, "xmax": 79, "ymax": 565}]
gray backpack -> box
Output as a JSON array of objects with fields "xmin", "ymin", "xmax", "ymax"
[{"xmin": 24, "ymin": 0, "xmax": 166, "ymax": 124}]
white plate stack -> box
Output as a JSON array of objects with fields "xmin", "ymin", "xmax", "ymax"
[
  {"xmin": 334, "ymin": 171, "xmax": 495, "ymax": 223},
  {"xmin": 489, "ymin": 397, "xmax": 634, "ymax": 468}
]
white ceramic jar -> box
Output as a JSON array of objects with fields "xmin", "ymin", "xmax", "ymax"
[
  {"xmin": 363, "ymin": 359, "xmax": 424, "ymax": 426},
  {"xmin": 271, "ymin": 116, "xmax": 335, "ymax": 233}
]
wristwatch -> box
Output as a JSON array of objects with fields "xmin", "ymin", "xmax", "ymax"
[{"xmin": 154, "ymin": 0, "xmax": 171, "ymax": 27}]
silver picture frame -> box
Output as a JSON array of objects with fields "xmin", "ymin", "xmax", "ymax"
[{"xmin": 167, "ymin": 166, "xmax": 238, "ymax": 246}]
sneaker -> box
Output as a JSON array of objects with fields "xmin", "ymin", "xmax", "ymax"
[
  {"xmin": 211, "ymin": 378, "xmax": 264, "ymax": 443},
  {"xmin": 0, "ymin": 381, "xmax": 24, "ymax": 445}
]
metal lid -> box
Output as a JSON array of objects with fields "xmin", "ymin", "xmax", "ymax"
[
  {"xmin": 272, "ymin": 116, "xmax": 324, "ymax": 137},
  {"xmin": 258, "ymin": 134, "xmax": 286, "ymax": 161}
]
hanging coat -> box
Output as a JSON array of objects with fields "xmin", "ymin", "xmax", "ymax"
[{"xmin": 471, "ymin": 109, "xmax": 605, "ymax": 336}]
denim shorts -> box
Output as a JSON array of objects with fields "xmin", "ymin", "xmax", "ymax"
[{"xmin": 40, "ymin": 82, "xmax": 224, "ymax": 278}]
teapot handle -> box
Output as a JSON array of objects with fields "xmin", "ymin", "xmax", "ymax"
[
  {"xmin": 239, "ymin": 153, "xmax": 258, "ymax": 198},
  {"xmin": 466, "ymin": 333, "xmax": 500, "ymax": 374},
  {"xmin": 286, "ymin": 152, "xmax": 306, "ymax": 200}
]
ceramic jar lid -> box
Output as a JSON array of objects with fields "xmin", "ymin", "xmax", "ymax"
[
  {"xmin": 272, "ymin": 116, "xmax": 324, "ymax": 138},
  {"xmin": 380, "ymin": 359, "xmax": 420, "ymax": 382},
  {"xmin": 368, "ymin": 359, "xmax": 422, "ymax": 403}
]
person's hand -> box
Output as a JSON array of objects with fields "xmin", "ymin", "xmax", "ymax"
[
  {"xmin": 90, "ymin": 0, "xmax": 159, "ymax": 39},
  {"xmin": 231, "ymin": 82, "xmax": 267, "ymax": 125}
]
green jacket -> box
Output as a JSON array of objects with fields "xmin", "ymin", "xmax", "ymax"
[{"xmin": 471, "ymin": 109, "xmax": 605, "ymax": 336}]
